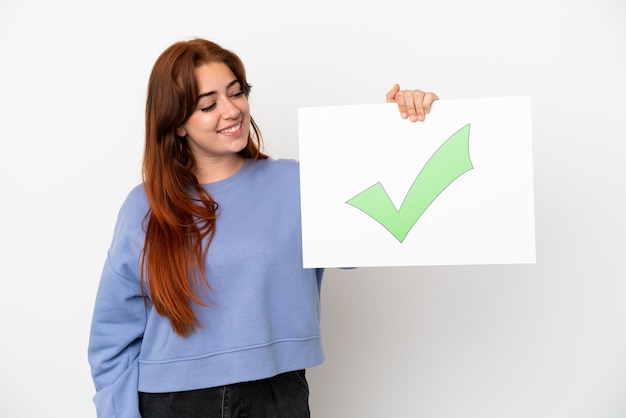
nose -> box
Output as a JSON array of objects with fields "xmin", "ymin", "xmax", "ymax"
[{"xmin": 221, "ymin": 97, "xmax": 240, "ymax": 120}]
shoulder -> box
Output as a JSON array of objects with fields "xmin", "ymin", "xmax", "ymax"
[
  {"xmin": 118, "ymin": 184, "xmax": 149, "ymax": 219},
  {"xmin": 111, "ymin": 184, "xmax": 149, "ymax": 237},
  {"xmin": 253, "ymin": 158, "xmax": 300, "ymax": 179},
  {"xmin": 246, "ymin": 158, "xmax": 301, "ymax": 198},
  {"xmin": 105, "ymin": 184, "xmax": 148, "ymax": 273}
]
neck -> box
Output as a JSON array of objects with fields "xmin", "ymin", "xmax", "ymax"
[{"xmin": 195, "ymin": 154, "xmax": 246, "ymax": 184}]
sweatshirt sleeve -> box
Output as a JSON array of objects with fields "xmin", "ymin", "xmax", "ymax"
[{"xmin": 88, "ymin": 188, "xmax": 148, "ymax": 418}]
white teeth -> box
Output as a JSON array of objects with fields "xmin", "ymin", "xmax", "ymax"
[{"xmin": 220, "ymin": 123, "xmax": 241, "ymax": 134}]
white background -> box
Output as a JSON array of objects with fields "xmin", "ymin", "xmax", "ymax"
[{"xmin": 0, "ymin": 0, "xmax": 624, "ymax": 417}]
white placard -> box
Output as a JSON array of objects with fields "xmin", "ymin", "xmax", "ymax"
[{"xmin": 298, "ymin": 96, "xmax": 535, "ymax": 268}]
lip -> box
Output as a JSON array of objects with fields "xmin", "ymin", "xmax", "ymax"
[{"xmin": 218, "ymin": 121, "xmax": 243, "ymax": 135}]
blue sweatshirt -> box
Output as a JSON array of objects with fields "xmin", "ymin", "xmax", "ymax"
[{"xmin": 88, "ymin": 158, "xmax": 325, "ymax": 418}]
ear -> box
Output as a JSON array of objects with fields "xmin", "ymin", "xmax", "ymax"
[{"xmin": 176, "ymin": 126, "xmax": 186, "ymax": 137}]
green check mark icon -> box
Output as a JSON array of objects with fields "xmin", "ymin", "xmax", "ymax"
[{"xmin": 346, "ymin": 124, "xmax": 473, "ymax": 243}]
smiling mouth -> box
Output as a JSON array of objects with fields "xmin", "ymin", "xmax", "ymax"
[{"xmin": 219, "ymin": 122, "xmax": 242, "ymax": 134}]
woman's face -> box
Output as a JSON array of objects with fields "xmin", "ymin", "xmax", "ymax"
[{"xmin": 177, "ymin": 62, "xmax": 251, "ymax": 163}]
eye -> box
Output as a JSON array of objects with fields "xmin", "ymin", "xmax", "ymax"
[
  {"xmin": 200, "ymin": 103, "xmax": 217, "ymax": 112},
  {"xmin": 231, "ymin": 91, "xmax": 245, "ymax": 98}
]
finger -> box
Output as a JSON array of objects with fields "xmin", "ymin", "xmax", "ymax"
[
  {"xmin": 422, "ymin": 92, "xmax": 440, "ymax": 115},
  {"xmin": 395, "ymin": 91, "xmax": 409, "ymax": 119},
  {"xmin": 386, "ymin": 83, "xmax": 400, "ymax": 103},
  {"xmin": 403, "ymin": 90, "xmax": 424, "ymax": 122},
  {"xmin": 412, "ymin": 90, "xmax": 426, "ymax": 121}
]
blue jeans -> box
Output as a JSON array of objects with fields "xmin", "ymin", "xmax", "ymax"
[{"xmin": 139, "ymin": 370, "xmax": 310, "ymax": 418}]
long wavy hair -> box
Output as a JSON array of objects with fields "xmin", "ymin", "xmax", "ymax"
[{"xmin": 141, "ymin": 39, "xmax": 268, "ymax": 336}]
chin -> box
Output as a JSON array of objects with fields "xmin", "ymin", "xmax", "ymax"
[{"xmin": 233, "ymin": 139, "xmax": 250, "ymax": 154}]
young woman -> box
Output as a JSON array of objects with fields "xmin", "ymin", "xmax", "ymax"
[{"xmin": 88, "ymin": 38, "xmax": 438, "ymax": 418}]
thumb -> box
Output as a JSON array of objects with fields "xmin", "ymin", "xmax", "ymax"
[{"xmin": 386, "ymin": 83, "xmax": 400, "ymax": 102}]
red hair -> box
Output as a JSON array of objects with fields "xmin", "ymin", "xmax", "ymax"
[{"xmin": 141, "ymin": 39, "xmax": 267, "ymax": 336}]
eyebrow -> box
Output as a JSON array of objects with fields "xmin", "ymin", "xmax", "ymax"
[{"xmin": 197, "ymin": 79, "xmax": 241, "ymax": 100}]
